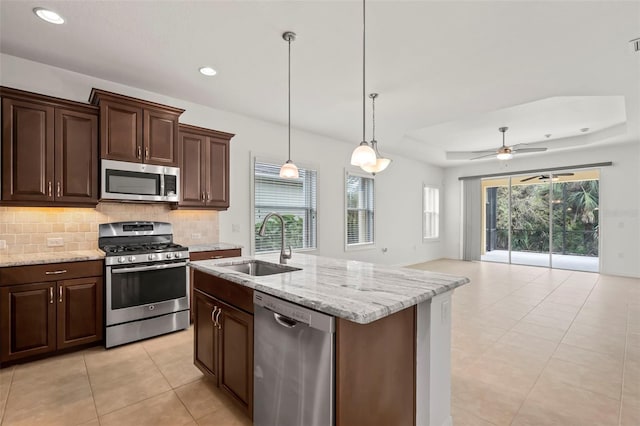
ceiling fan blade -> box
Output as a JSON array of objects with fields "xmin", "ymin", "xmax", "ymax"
[
  {"xmin": 470, "ymin": 149, "xmax": 499, "ymax": 154},
  {"xmin": 470, "ymin": 152, "xmax": 498, "ymax": 160},
  {"xmin": 513, "ymin": 147, "xmax": 547, "ymax": 153},
  {"xmin": 520, "ymin": 176, "xmax": 539, "ymax": 182}
]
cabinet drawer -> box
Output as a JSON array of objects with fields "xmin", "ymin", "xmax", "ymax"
[
  {"xmin": 189, "ymin": 249, "xmax": 241, "ymax": 261},
  {"xmin": 0, "ymin": 260, "xmax": 104, "ymax": 286},
  {"xmin": 193, "ymin": 269, "xmax": 253, "ymax": 314}
]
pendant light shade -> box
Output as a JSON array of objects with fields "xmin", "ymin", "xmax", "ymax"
[
  {"xmin": 360, "ymin": 93, "xmax": 392, "ymax": 174},
  {"xmin": 496, "ymin": 127, "xmax": 513, "ymax": 160},
  {"xmin": 279, "ymin": 31, "xmax": 299, "ymax": 179},
  {"xmin": 349, "ymin": 0, "xmax": 377, "ymax": 168},
  {"xmin": 279, "ymin": 160, "xmax": 299, "ymax": 178}
]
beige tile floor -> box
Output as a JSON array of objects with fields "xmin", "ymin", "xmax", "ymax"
[{"xmin": 0, "ymin": 259, "xmax": 638, "ymax": 425}]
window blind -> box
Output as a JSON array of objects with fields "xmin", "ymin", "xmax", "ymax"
[
  {"xmin": 423, "ymin": 186, "xmax": 440, "ymax": 239},
  {"xmin": 346, "ymin": 173, "xmax": 375, "ymax": 246},
  {"xmin": 254, "ymin": 160, "xmax": 317, "ymax": 253}
]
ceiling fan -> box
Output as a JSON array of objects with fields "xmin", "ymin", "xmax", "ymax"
[
  {"xmin": 520, "ymin": 172, "xmax": 574, "ymax": 182},
  {"xmin": 465, "ymin": 127, "xmax": 548, "ymax": 160}
]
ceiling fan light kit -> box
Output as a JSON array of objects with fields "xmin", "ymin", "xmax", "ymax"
[{"xmin": 279, "ymin": 31, "xmax": 299, "ymax": 179}]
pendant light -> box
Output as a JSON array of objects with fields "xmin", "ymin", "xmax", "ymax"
[
  {"xmin": 361, "ymin": 93, "xmax": 392, "ymax": 175},
  {"xmin": 350, "ymin": 0, "xmax": 377, "ymax": 167},
  {"xmin": 280, "ymin": 31, "xmax": 299, "ymax": 178}
]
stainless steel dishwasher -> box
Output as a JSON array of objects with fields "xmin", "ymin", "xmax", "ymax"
[{"xmin": 254, "ymin": 291, "xmax": 335, "ymax": 426}]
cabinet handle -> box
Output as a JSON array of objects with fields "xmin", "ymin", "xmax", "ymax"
[
  {"xmin": 211, "ymin": 306, "xmax": 218, "ymax": 325},
  {"xmin": 49, "ymin": 287, "xmax": 54, "ymax": 304},
  {"xmin": 137, "ymin": 146, "xmax": 142, "ymax": 159},
  {"xmin": 211, "ymin": 255, "xmax": 223, "ymax": 259},
  {"xmin": 48, "ymin": 181, "xmax": 52, "ymax": 197},
  {"xmin": 45, "ymin": 269, "xmax": 67, "ymax": 275},
  {"xmin": 59, "ymin": 286, "xmax": 63, "ymax": 303},
  {"xmin": 215, "ymin": 308, "xmax": 222, "ymax": 329},
  {"xmin": 206, "ymin": 192, "xmax": 210, "ymax": 201},
  {"xmin": 56, "ymin": 181, "xmax": 61, "ymax": 197},
  {"xmin": 201, "ymin": 192, "xmax": 205, "ymax": 202},
  {"xmin": 145, "ymin": 147, "xmax": 149, "ymax": 159}
]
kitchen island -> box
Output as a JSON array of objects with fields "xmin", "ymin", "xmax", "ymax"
[{"xmin": 189, "ymin": 254, "xmax": 469, "ymax": 426}]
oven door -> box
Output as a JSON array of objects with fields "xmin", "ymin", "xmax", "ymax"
[{"xmin": 105, "ymin": 261, "xmax": 189, "ymax": 326}]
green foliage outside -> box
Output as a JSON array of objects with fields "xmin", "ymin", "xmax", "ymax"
[
  {"xmin": 494, "ymin": 180, "xmax": 599, "ymax": 256},
  {"xmin": 255, "ymin": 214, "xmax": 304, "ymax": 252}
]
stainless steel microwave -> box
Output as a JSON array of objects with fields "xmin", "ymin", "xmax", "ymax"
[{"xmin": 101, "ymin": 159, "xmax": 180, "ymax": 202}]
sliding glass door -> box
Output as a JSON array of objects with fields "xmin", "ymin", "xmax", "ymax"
[{"xmin": 481, "ymin": 170, "xmax": 599, "ymax": 272}]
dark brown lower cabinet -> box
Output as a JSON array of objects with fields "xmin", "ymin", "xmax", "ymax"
[
  {"xmin": 193, "ymin": 272, "xmax": 253, "ymax": 419},
  {"xmin": 0, "ymin": 261, "xmax": 104, "ymax": 366}
]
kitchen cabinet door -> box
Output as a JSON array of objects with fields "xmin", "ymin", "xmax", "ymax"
[
  {"xmin": 218, "ymin": 299, "xmax": 254, "ymax": 417},
  {"xmin": 57, "ymin": 277, "xmax": 103, "ymax": 350},
  {"xmin": 205, "ymin": 136, "xmax": 230, "ymax": 209},
  {"xmin": 99, "ymin": 100, "xmax": 143, "ymax": 163},
  {"xmin": 1, "ymin": 97, "xmax": 54, "ymax": 202},
  {"xmin": 144, "ymin": 108, "xmax": 180, "ymax": 167},
  {"xmin": 180, "ymin": 131, "xmax": 207, "ymax": 206},
  {"xmin": 194, "ymin": 290, "xmax": 218, "ymax": 380},
  {"xmin": 0, "ymin": 283, "xmax": 56, "ymax": 364},
  {"xmin": 54, "ymin": 108, "xmax": 99, "ymax": 204},
  {"xmin": 176, "ymin": 124, "xmax": 234, "ymax": 210}
]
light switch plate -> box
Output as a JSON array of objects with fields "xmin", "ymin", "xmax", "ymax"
[
  {"xmin": 47, "ymin": 237, "xmax": 64, "ymax": 247},
  {"xmin": 191, "ymin": 233, "xmax": 202, "ymax": 239}
]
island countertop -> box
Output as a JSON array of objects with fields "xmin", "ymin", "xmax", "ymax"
[{"xmin": 189, "ymin": 253, "xmax": 470, "ymax": 324}]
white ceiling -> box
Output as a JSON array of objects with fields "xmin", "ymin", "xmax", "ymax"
[{"xmin": 1, "ymin": 0, "xmax": 638, "ymax": 167}]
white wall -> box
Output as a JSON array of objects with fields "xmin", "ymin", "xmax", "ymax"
[
  {"xmin": 0, "ymin": 54, "xmax": 443, "ymax": 266},
  {"xmin": 444, "ymin": 142, "xmax": 640, "ymax": 278}
]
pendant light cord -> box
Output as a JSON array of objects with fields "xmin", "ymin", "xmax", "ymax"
[
  {"xmin": 362, "ymin": 0, "xmax": 366, "ymax": 143},
  {"xmin": 372, "ymin": 94, "xmax": 376, "ymax": 141},
  {"xmin": 288, "ymin": 35, "xmax": 292, "ymax": 161}
]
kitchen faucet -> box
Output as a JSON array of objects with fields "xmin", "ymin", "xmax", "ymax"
[{"xmin": 258, "ymin": 212, "xmax": 292, "ymax": 264}]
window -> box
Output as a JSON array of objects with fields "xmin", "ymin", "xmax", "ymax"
[
  {"xmin": 423, "ymin": 185, "xmax": 440, "ymax": 240},
  {"xmin": 254, "ymin": 159, "xmax": 317, "ymax": 253},
  {"xmin": 346, "ymin": 172, "xmax": 375, "ymax": 247}
]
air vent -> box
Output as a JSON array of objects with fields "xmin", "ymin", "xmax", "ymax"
[{"xmin": 631, "ymin": 38, "xmax": 640, "ymax": 53}]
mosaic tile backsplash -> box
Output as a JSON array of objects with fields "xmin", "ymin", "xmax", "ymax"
[{"xmin": 0, "ymin": 203, "xmax": 219, "ymax": 255}]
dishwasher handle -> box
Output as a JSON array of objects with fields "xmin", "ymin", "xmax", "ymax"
[{"xmin": 273, "ymin": 313, "xmax": 298, "ymax": 328}]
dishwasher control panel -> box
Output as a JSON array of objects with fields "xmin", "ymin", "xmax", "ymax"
[{"xmin": 254, "ymin": 291, "xmax": 335, "ymax": 333}]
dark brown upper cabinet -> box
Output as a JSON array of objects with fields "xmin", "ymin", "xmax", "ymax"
[
  {"xmin": 1, "ymin": 87, "xmax": 99, "ymax": 207},
  {"xmin": 177, "ymin": 124, "xmax": 234, "ymax": 210},
  {"xmin": 89, "ymin": 89, "xmax": 184, "ymax": 167}
]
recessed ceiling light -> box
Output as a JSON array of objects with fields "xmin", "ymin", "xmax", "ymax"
[
  {"xmin": 33, "ymin": 7, "xmax": 65, "ymax": 25},
  {"xmin": 199, "ymin": 67, "xmax": 217, "ymax": 76}
]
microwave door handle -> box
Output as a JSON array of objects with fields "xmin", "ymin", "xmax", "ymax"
[
  {"xmin": 160, "ymin": 175, "xmax": 165, "ymax": 199},
  {"xmin": 111, "ymin": 262, "xmax": 188, "ymax": 274}
]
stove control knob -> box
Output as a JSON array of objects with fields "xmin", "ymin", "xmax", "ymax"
[
  {"xmin": 118, "ymin": 256, "xmax": 126, "ymax": 264},
  {"xmin": 174, "ymin": 252, "xmax": 181, "ymax": 259},
  {"xmin": 128, "ymin": 256, "xmax": 136, "ymax": 262},
  {"xmin": 166, "ymin": 253, "xmax": 173, "ymax": 259},
  {"xmin": 148, "ymin": 254, "xmax": 156, "ymax": 261}
]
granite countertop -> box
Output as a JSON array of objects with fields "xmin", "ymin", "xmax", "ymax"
[
  {"xmin": 0, "ymin": 250, "xmax": 105, "ymax": 268},
  {"xmin": 184, "ymin": 242, "xmax": 243, "ymax": 253},
  {"xmin": 189, "ymin": 253, "xmax": 470, "ymax": 324}
]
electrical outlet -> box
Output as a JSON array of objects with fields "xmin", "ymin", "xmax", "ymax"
[
  {"xmin": 0, "ymin": 240, "xmax": 7, "ymax": 249},
  {"xmin": 191, "ymin": 233, "xmax": 202, "ymax": 239},
  {"xmin": 441, "ymin": 300, "xmax": 450, "ymax": 324},
  {"xmin": 47, "ymin": 237, "xmax": 64, "ymax": 247}
]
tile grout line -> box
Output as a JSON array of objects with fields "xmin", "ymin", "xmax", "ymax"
[
  {"xmin": 140, "ymin": 343, "xmax": 199, "ymax": 425},
  {"xmin": 617, "ymin": 303, "xmax": 630, "ymax": 426},
  {"xmin": 0, "ymin": 367, "xmax": 15, "ymax": 426},
  {"xmin": 82, "ymin": 350, "xmax": 101, "ymax": 426},
  {"xmin": 508, "ymin": 270, "xmax": 600, "ymax": 425}
]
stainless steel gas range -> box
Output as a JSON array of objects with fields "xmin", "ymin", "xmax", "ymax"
[{"xmin": 98, "ymin": 221, "xmax": 190, "ymax": 348}]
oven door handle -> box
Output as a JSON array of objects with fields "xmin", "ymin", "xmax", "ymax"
[{"xmin": 111, "ymin": 262, "xmax": 188, "ymax": 274}]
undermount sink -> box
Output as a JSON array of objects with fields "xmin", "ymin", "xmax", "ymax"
[{"xmin": 220, "ymin": 260, "xmax": 301, "ymax": 276}]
